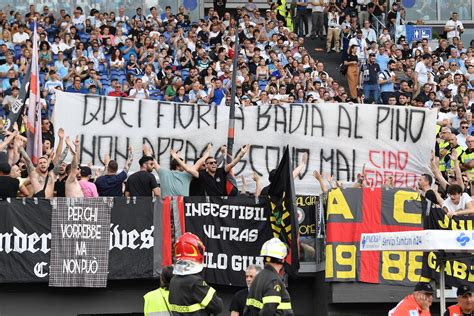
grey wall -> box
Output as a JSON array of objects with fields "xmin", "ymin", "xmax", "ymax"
[{"xmin": 0, "ymin": 273, "xmax": 448, "ymax": 316}]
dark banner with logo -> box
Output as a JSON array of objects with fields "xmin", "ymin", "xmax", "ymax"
[
  {"xmin": 182, "ymin": 196, "xmax": 273, "ymax": 287},
  {"xmin": 0, "ymin": 199, "xmax": 51, "ymax": 282},
  {"xmin": 421, "ymin": 207, "xmax": 474, "ymax": 287},
  {"xmin": 0, "ymin": 198, "xmax": 156, "ymax": 283},
  {"xmin": 108, "ymin": 198, "xmax": 154, "ymax": 280}
]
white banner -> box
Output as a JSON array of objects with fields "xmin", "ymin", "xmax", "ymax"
[{"xmin": 54, "ymin": 92, "xmax": 437, "ymax": 195}]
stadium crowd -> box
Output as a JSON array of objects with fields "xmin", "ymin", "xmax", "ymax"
[{"xmin": 0, "ymin": 0, "xmax": 472, "ymax": 211}]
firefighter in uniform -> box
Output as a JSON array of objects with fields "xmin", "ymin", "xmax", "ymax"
[
  {"xmin": 243, "ymin": 237, "xmax": 293, "ymax": 316},
  {"xmin": 168, "ymin": 233, "xmax": 223, "ymax": 316},
  {"xmin": 144, "ymin": 265, "xmax": 174, "ymax": 316},
  {"xmin": 444, "ymin": 285, "xmax": 473, "ymax": 316}
]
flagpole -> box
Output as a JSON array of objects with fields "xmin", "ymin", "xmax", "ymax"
[{"xmin": 226, "ymin": 20, "xmax": 240, "ymax": 163}]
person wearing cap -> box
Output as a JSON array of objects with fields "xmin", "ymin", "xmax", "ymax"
[
  {"xmin": 78, "ymin": 166, "xmax": 98, "ymax": 197},
  {"xmin": 388, "ymin": 282, "xmax": 433, "ymax": 315},
  {"xmin": 444, "ymin": 284, "xmax": 473, "ymax": 316},
  {"xmin": 243, "ymin": 238, "xmax": 292, "ymax": 315}
]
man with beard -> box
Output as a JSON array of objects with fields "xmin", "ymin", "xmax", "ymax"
[
  {"xmin": 19, "ymin": 150, "xmax": 55, "ymax": 198},
  {"xmin": 125, "ymin": 145, "xmax": 160, "ymax": 197}
]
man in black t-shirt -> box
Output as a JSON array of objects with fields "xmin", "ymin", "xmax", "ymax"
[
  {"xmin": 229, "ymin": 265, "xmax": 262, "ymax": 316},
  {"xmin": 198, "ymin": 144, "xmax": 249, "ymax": 196},
  {"xmin": 125, "ymin": 156, "xmax": 160, "ymax": 197},
  {"xmin": 0, "ymin": 163, "xmax": 19, "ymax": 198},
  {"xmin": 175, "ymin": 144, "xmax": 250, "ymax": 196},
  {"xmin": 418, "ymin": 173, "xmax": 442, "ymax": 206}
]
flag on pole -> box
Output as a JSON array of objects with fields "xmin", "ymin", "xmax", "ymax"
[
  {"xmin": 266, "ymin": 146, "xmax": 300, "ymax": 277},
  {"xmin": 26, "ymin": 22, "xmax": 42, "ymax": 164}
]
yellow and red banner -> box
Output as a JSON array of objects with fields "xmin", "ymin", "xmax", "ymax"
[{"xmin": 325, "ymin": 188, "xmax": 428, "ymax": 285}]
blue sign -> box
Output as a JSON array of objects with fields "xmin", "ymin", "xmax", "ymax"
[{"xmin": 406, "ymin": 25, "xmax": 432, "ymax": 43}]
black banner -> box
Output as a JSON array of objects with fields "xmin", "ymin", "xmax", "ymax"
[
  {"xmin": 0, "ymin": 198, "xmax": 157, "ymax": 283},
  {"xmin": 49, "ymin": 198, "xmax": 112, "ymax": 287},
  {"xmin": 183, "ymin": 196, "xmax": 273, "ymax": 287},
  {"xmin": 0, "ymin": 199, "xmax": 51, "ymax": 282},
  {"xmin": 108, "ymin": 197, "xmax": 154, "ymax": 280},
  {"xmin": 422, "ymin": 207, "xmax": 474, "ymax": 287}
]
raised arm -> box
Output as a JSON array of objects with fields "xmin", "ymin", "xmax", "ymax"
[
  {"xmin": 66, "ymin": 136, "xmax": 80, "ymax": 183},
  {"xmin": 312, "ymin": 170, "xmax": 328, "ymax": 193},
  {"xmin": 53, "ymin": 128, "xmax": 64, "ymax": 166},
  {"xmin": 52, "ymin": 147, "xmax": 69, "ymax": 175},
  {"xmin": 193, "ymin": 143, "xmax": 212, "ymax": 170},
  {"xmin": 430, "ymin": 155, "xmax": 448, "ymax": 191},
  {"xmin": 293, "ymin": 152, "xmax": 308, "ymax": 179},
  {"xmin": 170, "ymin": 149, "xmax": 199, "ymax": 177},
  {"xmin": 0, "ymin": 130, "xmax": 18, "ymax": 151},
  {"xmin": 452, "ymin": 150, "xmax": 464, "ymax": 191},
  {"xmin": 252, "ymin": 172, "xmax": 263, "ymax": 197},
  {"xmin": 123, "ymin": 146, "xmax": 134, "ymax": 172},
  {"xmin": 19, "ymin": 145, "xmax": 35, "ymax": 174},
  {"xmin": 225, "ymin": 144, "xmax": 250, "ymax": 173}
]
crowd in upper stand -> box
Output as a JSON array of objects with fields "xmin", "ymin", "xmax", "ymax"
[{"xmin": 0, "ymin": 1, "xmax": 472, "ymax": 208}]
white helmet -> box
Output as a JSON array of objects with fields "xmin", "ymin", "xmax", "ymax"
[{"xmin": 260, "ymin": 238, "xmax": 288, "ymax": 260}]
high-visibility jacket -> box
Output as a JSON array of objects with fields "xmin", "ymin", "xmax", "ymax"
[
  {"xmin": 168, "ymin": 273, "xmax": 223, "ymax": 315},
  {"xmin": 442, "ymin": 145, "xmax": 464, "ymax": 171},
  {"xmin": 285, "ymin": 12, "xmax": 293, "ymax": 32},
  {"xmin": 144, "ymin": 288, "xmax": 171, "ymax": 316},
  {"xmin": 439, "ymin": 140, "xmax": 451, "ymax": 172},
  {"xmin": 460, "ymin": 148, "xmax": 474, "ymax": 179},
  {"xmin": 243, "ymin": 264, "xmax": 293, "ymax": 316},
  {"xmin": 446, "ymin": 304, "xmax": 462, "ymax": 316},
  {"xmin": 388, "ymin": 294, "xmax": 431, "ymax": 316},
  {"xmin": 276, "ymin": 0, "xmax": 287, "ymax": 18}
]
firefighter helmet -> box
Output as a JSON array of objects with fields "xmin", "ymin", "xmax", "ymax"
[
  {"xmin": 175, "ymin": 232, "xmax": 205, "ymax": 264},
  {"xmin": 260, "ymin": 237, "xmax": 288, "ymax": 260}
]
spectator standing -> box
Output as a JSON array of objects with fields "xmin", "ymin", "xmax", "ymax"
[
  {"xmin": 345, "ymin": 44, "xmax": 359, "ymax": 101},
  {"xmin": 360, "ymin": 53, "xmax": 380, "ymax": 103},
  {"xmin": 294, "ymin": 0, "xmax": 309, "ymax": 37},
  {"xmin": 78, "ymin": 166, "xmax": 99, "ymax": 198},
  {"xmin": 95, "ymin": 147, "xmax": 133, "ymax": 197},
  {"xmin": 326, "ymin": 5, "xmax": 341, "ymax": 53},
  {"xmin": 444, "ymin": 12, "xmax": 464, "ymax": 44},
  {"xmin": 378, "ymin": 60, "xmax": 396, "ymax": 104},
  {"xmin": 195, "ymin": 144, "xmax": 249, "ymax": 196},
  {"xmin": 309, "ymin": 0, "xmax": 327, "ymax": 40},
  {"xmin": 125, "ymin": 154, "xmax": 160, "ymax": 197}
]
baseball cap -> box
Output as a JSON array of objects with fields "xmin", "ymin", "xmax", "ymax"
[
  {"xmin": 80, "ymin": 166, "xmax": 92, "ymax": 177},
  {"xmin": 414, "ymin": 282, "xmax": 434, "ymax": 293},
  {"xmin": 443, "ymin": 88, "xmax": 452, "ymax": 94},
  {"xmin": 457, "ymin": 284, "xmax": 473, "ymax": 297}
]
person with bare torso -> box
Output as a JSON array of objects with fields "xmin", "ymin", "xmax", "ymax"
[{"xmin": 65, "ymin": 136, "xmax": 84, "ymax": 198}]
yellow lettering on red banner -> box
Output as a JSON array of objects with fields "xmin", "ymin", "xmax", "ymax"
[
  {"xmin": 393, "ymin": 191, "xmax": 421, "ymax": 224},
  {"xmin": 335, "ymin": 245, "xmax": 356, "ymax": 279},
  {"xmin": 382, "ymin": 251, "xmax": 406, "ymax": 281},
  {"xmin": 326, "ymin": 188, "xmax": 354, "ymax": 220},
  {"xmin": 407, "ymin": 252, "xmax": 427, "ymax": 282},
  {"xmin": 325, "ymin": 244, "xmax": 334, "ymax": 278}
]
